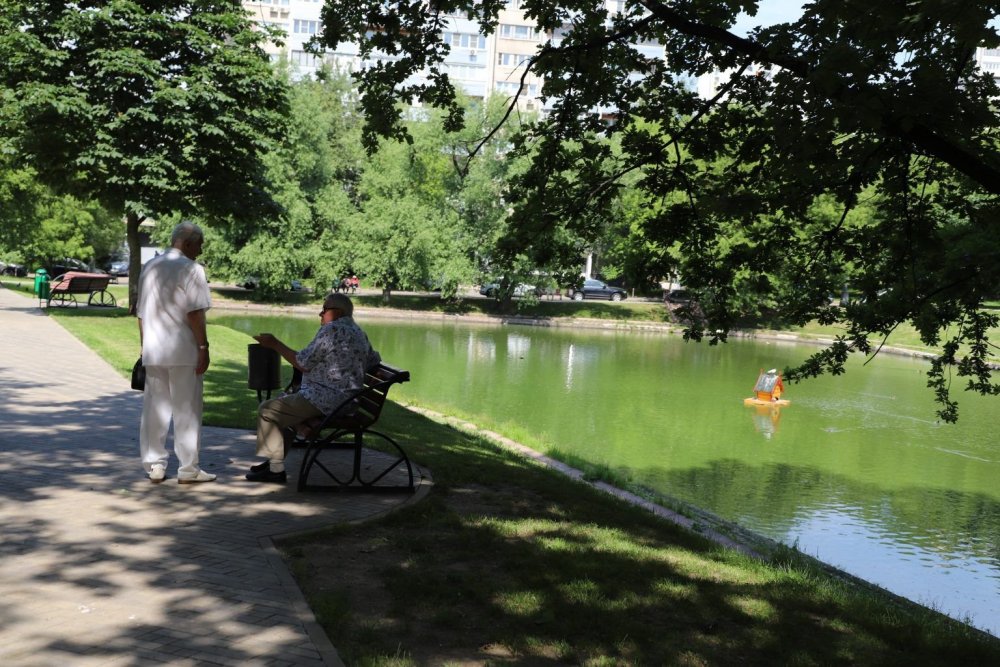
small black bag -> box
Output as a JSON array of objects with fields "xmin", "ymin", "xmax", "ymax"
[{"xmin": 131, "ymin": 357, "xmax": 145, "ymax": 391}]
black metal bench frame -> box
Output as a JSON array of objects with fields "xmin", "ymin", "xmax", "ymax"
[
  {"xmin": 288, "ymin": 362, "xmax": 413, "ymax": 492},
  {"xmin": 47, "ymin": 274, "xmax": 116, "ymax": 308}
]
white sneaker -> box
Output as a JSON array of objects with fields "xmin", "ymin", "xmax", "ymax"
[
  {"xmin": 148, "ymin": 464, "xmax": 166, "ymax": 484},
  {"xmin": 178, "ymin": 470, "xmax": 216, "ymax": 485}
]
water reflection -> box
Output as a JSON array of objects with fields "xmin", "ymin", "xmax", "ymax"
[
  {"xmin": 749, "ymin": 404, "xmax": 782, "ymax": 439},
  {"xmin": 212, "ymin": 312, "xmax": 1000, "ymax": 636}
]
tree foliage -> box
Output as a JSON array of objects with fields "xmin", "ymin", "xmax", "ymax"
[
  {"xmin": 0, "ymin": 154, "xmax": 121, "ymax": 269},
  {"xmin": 0, "ymin": 0, "xmax": 289, "ymax": 308},
  {"xmin": 207, "ymin": 66, "xmax": 364, "ymax": 297},
  {"xmin": 314, "ymin": 0, "xmax": 1000, "ymax": 420}
]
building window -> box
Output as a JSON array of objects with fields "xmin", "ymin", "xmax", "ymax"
[
  {"xmin": 294, "ymin": 19, "xmax": 320, "ymax": 35},
  {"xmin": 445, "ymin": 63, "xmax": 485, "ymax": 79},
  {"xmin": 495, "ymin": 81, "xmax": 538, "ymax": 97},
  {"xmin": 499, "ymin": 24, "xmax": 539, "ymax": 40},
  {"xmin": 444, "ymin": 32, "xmax": 488, "ymax": 49},
  {"xmin": 497, "ymin": 52, "xmax": 530, "ymax": 67},
  {"xmin": 290, "ymin": 50, "xmax": 322, "ymax": 68}
]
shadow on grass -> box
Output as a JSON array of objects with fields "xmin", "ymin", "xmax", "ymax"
[{"xmin": 282, "ymin": 404, "xmax": 1000, "ymax": 666}]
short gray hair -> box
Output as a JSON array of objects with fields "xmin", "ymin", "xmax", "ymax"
[
  {"xmin": 171, "ymin": 221, "xmax": 204, "ymax": 246},
  {"xmin": 323, "ymin": 293, "xmax": 353, "ymax": 316}
]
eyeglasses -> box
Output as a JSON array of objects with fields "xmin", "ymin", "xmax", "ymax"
[{"xmin": 320, "ymin": 306, "xmax": 339, "ymax": 316}]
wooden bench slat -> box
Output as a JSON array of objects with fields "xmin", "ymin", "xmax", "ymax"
[{"xmin": 47, "ymin": 272, "xmax": 116, "ymax": 308}]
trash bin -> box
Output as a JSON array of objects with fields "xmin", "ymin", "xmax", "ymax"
[
  {"xmin": 248, "ymin": 343, "xmax": 282, "ymax": 402},
  {"xmin": 34, "ymin": 269, "xmax": 50, "ymax": 302}
]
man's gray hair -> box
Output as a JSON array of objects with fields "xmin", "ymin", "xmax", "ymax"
[
  {"xmin": 324, "ymin": 293, "xmax": 354, "ymax": 316},
  {"xmin": 171, "ymin": 221, "xmax": 204, "ymax": 246}
]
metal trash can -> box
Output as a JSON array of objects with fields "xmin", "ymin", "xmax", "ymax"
[
  {"xmin": 34, "ymin": 269, "xmax": 50, "ymax": 303},
  {"xmin": 248, "ymin": 343, "xmax": 282, "ymax": 402}
]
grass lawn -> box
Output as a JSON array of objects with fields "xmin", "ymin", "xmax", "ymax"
[
  {"xmin": 281, "ymin": 404, "xmax": 1000, "ymax": 665},
  {"xmin": 17, "ymin": 297, "xmax": 1000, "ymax": 664}
]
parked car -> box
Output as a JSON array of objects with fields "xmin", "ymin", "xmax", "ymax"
[
  {"xmin": 664, "ymin": 289, "xmax": 692, "ymax": 305},
  {"xmin": 44, "ymin": 258, "xmax": 105, "ymax": 277},
  {"xmin": 569, "ymin": 279, "xmax": 628, "ymax": 302},
  {"xmin": 0, "ymin": 261, "xmax": 27, "ymax": 277},
  {"xmin": 479, "ymin": 282, "xmax": 540, "ymax": 298},
  {"xmin": 107, "ymin": 259, "xmax": 130, "ymax": 276},
  {"xmin": 242, "ymin": 276, "xmax": 304, "ymax": 291}
]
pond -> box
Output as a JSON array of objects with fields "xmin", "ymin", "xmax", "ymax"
[{"xmin": 214, "ymin": 311, "xmax": 1000, "ymax": 636}]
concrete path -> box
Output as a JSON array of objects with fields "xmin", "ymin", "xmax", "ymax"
[{"xmin": 0, "ymin": 285, "xmax": 429, "ymax": 666}]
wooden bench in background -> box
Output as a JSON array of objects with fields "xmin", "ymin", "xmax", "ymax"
[
  {"xmin": 285, "ymin": 362, "xmax": 414, "ymax": 492},
  {"xmin": 47, "ymin": 272, "xmax": 116, "ymax": 308}
]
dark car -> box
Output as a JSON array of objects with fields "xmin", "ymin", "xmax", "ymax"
[
  {"xmin": 569, "ymin": 278, "xmax": 628, "ymax": 302},
  {"xmin": 0, "ymin": 261, "xmax": 27, "ymax": 277},
  {"xmin": 242, "ymin": 276, "xmax": 303, "ymax": 291},
  {"xmin": 664, "ymin": 289, "xmax": 692, "ymax": 305},
  {"xmin": 45, "ymin": 258, "xmax": 105, "ymax": 277}
]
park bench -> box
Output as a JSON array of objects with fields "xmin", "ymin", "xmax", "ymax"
[
  {"xmin": 47, "ymin": 272, "xmax": 116, "ymax": 308},
  {"xmin": 282, "ymin": 362, "xmax": 414, "ymax": 492}
]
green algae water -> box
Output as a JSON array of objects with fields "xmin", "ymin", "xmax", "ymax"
[{"xmin": 215, "ymin": 312, "xmax": 1000, "ymax": 635}]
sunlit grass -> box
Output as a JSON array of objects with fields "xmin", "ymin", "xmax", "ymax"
[
  {"xmin": 781, "ymin": 319, "xmax": 1000, "ymax": 362},
  {"xmin": 48, "ymin": 306, "xmax": 262, "ymax": 429}
]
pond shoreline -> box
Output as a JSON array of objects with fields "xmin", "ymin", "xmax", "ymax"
[{"xmin": 213, "ymin": 298, "xmax": 943, "ymax": 363}]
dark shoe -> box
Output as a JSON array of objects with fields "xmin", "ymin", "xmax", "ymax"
[
  {"xmin": 249, "ymin": 460, "xmax": 270, "ymax": 473},
  {"xmin": 246, "ymin": 467, "xmax": 287, "ymax": 484}
]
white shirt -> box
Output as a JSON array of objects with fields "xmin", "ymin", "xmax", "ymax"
[{"xmin": 137, "ymin": 248, "xmax": 212, "ymax": 366}]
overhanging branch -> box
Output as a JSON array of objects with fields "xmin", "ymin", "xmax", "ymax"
[{"xmin": 637, "ymin": 0, "xmax": 1000, "ymax": 194}]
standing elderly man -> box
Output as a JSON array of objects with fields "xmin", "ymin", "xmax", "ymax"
[
  {"xmin": 247, "ymin": 293, "xmax": 380, "ymax": 483},
  {"xmin": 136, "ymin": 221, "xmax": 215, "ymax": 484}
]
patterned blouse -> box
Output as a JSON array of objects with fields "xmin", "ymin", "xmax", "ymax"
[{"xmin": 296, "ymin": 317, "xmax": 381, "ymax": 414}]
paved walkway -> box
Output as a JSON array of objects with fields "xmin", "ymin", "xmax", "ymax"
[{"xmin": 0, "ymin": 285, "xmax": 430, "ymax": 666}]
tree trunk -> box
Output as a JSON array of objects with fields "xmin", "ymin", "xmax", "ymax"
[{"xmin": 125, "ymin": 213, "xmax": 144, "ymax": 315}]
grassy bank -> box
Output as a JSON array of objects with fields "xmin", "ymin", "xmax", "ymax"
[{"xmin": 24, "ymin": 300, "xmax": 1000, "ymax": 664}]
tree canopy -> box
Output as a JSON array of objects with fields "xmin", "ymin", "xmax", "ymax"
[
  {"xmin": 0, "ymin": 0, "xmax": 290, "ymax": 308},
  {"xmin": 314, "ymin": 0, "xmax": 1000, "ymax": 420}
]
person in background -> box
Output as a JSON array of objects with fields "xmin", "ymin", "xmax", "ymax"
[
  {"xmin": 136, "ymin": 222, "xmax": 215, "ymax": 484},
  {"xmin": 246, "ymin": 293, "xmax": 381, "ymax": 483}
]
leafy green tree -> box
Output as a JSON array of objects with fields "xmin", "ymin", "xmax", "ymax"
[
  {"xmin": 315, "ymin": 0, "xmax": 1000, "ymax": 420},
  {"xmin": 1, "ymin": 155, "xmax": 120, "ymax": 270},
  {"xmin": 346, "ymin": 194, "xmax": 462, "ymax": 301},
  {"xmin": 21, "ymin": 195, "xmax": 122, "ymax": 269},
  {"xmin": 348, "ymin": 106, "xmax": 482, "ymax": 300},
  {"xmin": 0, "ymin": 0, "xmax": 289, "ymax": 310},
  {"xmin": 0, "ymin": 156, "xmax": 45, "ymax": 255}
]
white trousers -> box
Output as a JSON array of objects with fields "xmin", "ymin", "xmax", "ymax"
[{"xmin": 140, "ymin": 365, "xmax": 204, "ymax": 477}]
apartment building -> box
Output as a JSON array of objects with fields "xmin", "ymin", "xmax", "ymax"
[
  {"xmin": 242, "ymin": 1, "xmax": 662, "ymax": 112},
  {"xmin": 975, "ymin": 46, "xmax": 1000, "ymax": 84}
]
